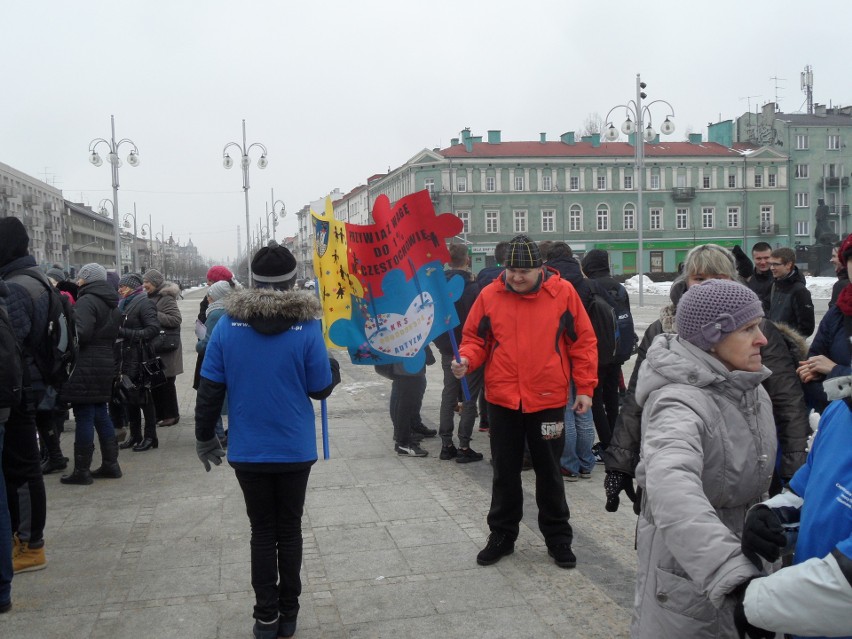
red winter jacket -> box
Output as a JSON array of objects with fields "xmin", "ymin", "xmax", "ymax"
[{"xmin": 459, "ymin": 267, "xmax": 597, "ymax": 413}]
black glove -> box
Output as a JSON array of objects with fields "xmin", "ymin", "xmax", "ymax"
[
  {"xmin": 196, "ymin": 437, "xmax": 225, "ymax": 472},
  {"xmin": 732, "ymin": 579, "xmax": 775, "ymax": 639},
  {"xmin": 329, "ymin": 356, "xmax": 341, "ymax": 388},
  {"xmin": 742, "ymin": 506, "xmax": 786, "ymax": 567},
  {"xmin": 731, "ymin": 244, "xmax": 746, "ymax": 259},
  {"xmin": 604, "ymin": 470, "xmax": 637, "ymax": 512}
]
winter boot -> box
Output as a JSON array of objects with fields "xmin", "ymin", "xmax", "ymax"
[
  {"xmin": 60, "ymin": 443, "xmax": 95, "ymax": 485},
  {"xmin": 91, "ymin": 436, "xmax": 122, "ymax": 479},
  {"xmin": 38, "ymin": 422, "xmax": 67, "ymax": 474},
  {"xmin": 119, "ymin": 421, "xmax": 142, "ymax": 450}
]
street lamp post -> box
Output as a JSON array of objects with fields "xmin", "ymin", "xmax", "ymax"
[
  {"xmin": 604, "ymin": 74, "xmax": 675, "ymax": 307},
  {"xmin": 223, "ymin": 120, "xmax": 268, "ymax": 286},
  {"xmin": 88, "ymin": 115, "xmax": 140, "ymax": 274},
  {"xmin": 140, "ymin": 219, "xmax": 152, "ymax": 271},
  {"xmin": 123, "ymin": 203, "xmax": 139, "ymax": 272},
  {"xmin": 155, "ymin": 232, "xmax": 165, "ymax": 273},
  {"xmin": 270, "ymin": 188, "xmax": 287, "ymax": 242}
]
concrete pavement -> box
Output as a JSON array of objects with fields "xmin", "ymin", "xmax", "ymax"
[{"xmin": 0, "ymin": 288, "xmax": 827, "ymax": 638}]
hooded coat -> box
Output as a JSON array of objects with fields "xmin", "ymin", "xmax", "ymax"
[
  {"xmin": 118, "ymin": 288, "xmax": 161, "ymax": 388},
  {"xmin": 631, "ymin": 334, "xmax": 776, "ymax": 639},
  {"xmin": 147, "ymin": 280, "xmax": 183, "ymax": 377},
  {"xmin": 60, "ymin": 280, "xmax": 120, "ymax": 403},
  {"xmin": 195, "ymin": 289, "xmax": 334, "ymax": 465},
  {"xmin": 604, "ymin": 279, "xmax": 810, "ymax": 482},
  {"xmin": 768, "ymin": 265, "xmax": 815, "ymax": 337}
]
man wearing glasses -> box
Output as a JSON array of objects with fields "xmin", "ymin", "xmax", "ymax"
[{"xmin": 767, "ymin": 247, "xmax": 815, "ymax": 337}]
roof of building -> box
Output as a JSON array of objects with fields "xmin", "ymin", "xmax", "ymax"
[
  {"xmin": 774, "ymin": 113, "xmax": 852, "ymax": 127},
  {"xmin": 438, "ymin": 140, "xmax": 742, "ymax": 160}
]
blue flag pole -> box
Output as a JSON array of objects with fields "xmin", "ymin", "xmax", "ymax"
[
  {"xmin": 407, "ymin": 258, "xmax": 470, "ymax": 401},
  {"xmin": 312, "ymin": 279, "xmax": 330, "ymax": 460}
]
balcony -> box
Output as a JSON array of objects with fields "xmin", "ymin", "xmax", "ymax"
[
  {"xmin": 830, "ymin": 205, "xmax": 850, "ymax": 216},
  {"xmin": 760, "ymin": 223, "xmax": 780, "ymax": 235},
  {"xmin": 822, "ymin": 177, "xmax": 849, "ymax": 188},
  {"xmin": 43, "ymin": 221, "xmax": 54, "ymax": 231},
  {"xmin": 671, "ymin": 187, "xmax": 696, "ymax": 201}
]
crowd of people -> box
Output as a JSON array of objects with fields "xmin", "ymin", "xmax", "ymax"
[{"xmin": 1, "ymin": 210, "xmax": 850, "ymax": 638}]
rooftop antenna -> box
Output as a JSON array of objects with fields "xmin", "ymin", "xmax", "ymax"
[
  {"xmin": 739, "ymin": 95, "xmax": 762, "ymax": 114},
  {"xmin": 770, "ymin": 76, "xmax": 786, "ymax": 111},
  {"xmin": 801, "ymin": 65, "xmax": 814, "ymax": 115}
]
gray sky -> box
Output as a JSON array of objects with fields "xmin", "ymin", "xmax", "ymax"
[{"xmin": 4, "ymin": 0, "xmax": 850, "ymax": 262}]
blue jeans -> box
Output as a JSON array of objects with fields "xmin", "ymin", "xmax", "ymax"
[
  {"xmin": 71, "ymin": 403, "xmax": 116, "ymax": 446},
  {"xmin": 0, "ymin": 417, "xmax": 11, "ymax": 607},
  {"xmin": 561, "ymin": 383, "xmax": 596, "ymax": 474}
]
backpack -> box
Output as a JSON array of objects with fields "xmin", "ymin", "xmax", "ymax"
[
  {"xmin": 0, "ymin": 303, "xmax": 22, "ymax": 408},
  {"xmin": 586, "ymin": 279, "xmax": 637, "ymax": 366},
  {"xmin": 8, "ymin": 269, "xmax": 79, "ymax": 388}
]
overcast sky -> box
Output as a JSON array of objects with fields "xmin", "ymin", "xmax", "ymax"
[{"xmin": 3, "ymin": 0, "xmax": 850, "ymax": 263}]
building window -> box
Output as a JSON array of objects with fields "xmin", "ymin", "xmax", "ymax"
[
  {"xmin": 596, "ymin": 205, "xmax": 609, "ymax": 231},
  {"xmin": 795, "ymin": 134, "xmax": 809, "ymax": 150},
  {"xmin": 569, "ymin": 205, "xmax": 582, "ymax": 231},
  {"xmin": 768, "ymin": 173, "xmax": 777, "ymax": 187},
  {"xmin": 456, "ymin": 210, "xmax": 470, "ymax": 234},
  {"xmin": 795, "ymin": 192, "xmax": 809, "ymax": 208},
  {"xmin": 624, "ymin": 175, "xmax": 633, "ymax": 190},
  {"xmin": 541, "ymin": 174, "xmax": 552, "ymax": 191},
  {"xmin": 760, "ymin": 205, "xmax": 774, "ymax": 227},
  {"xmin": 727, "ymin": 206, "xmax": 741, "ymax": 228},
  {"xmin": 513, "ymin": 210, "xmax": 528, "ymax": 233},
  {"xmin": 486, "ymin": 176, "xmax": 496, "ymax": 192},
  {"xmin": 702, "ymin": 176, "xmax": 711, "ymax": 189},
  {"xmin": 569, "ymin": 176, "xmax": 579, "ymax": 191},
  {"xmin": 728, "ymin": 174, "xmax": 737, "ymax": 188},
  {"xmin": 676, "ymin": 208, "xmax": 689, "ymax": 230},
  {"xmin": 650, "ymin": 207, "xmax": 662, "ymax": 230},
  {"xmin": 514, "ymin": 175, "xmax": 524, "ymax": 191},
  {"xmin": 597, "ymin": 175, "xmax": 607, "ymax": 190},
  {"xmin": 541, "ymin": 209, "xmax": 555, "ymax": 233},
  {"xmin": 702, "ymin": 207, "xmax": 715, "ymax": 229},
  {"xmin": 796, "ymin": 220, "xmax": 810, "ymax": 236},
  {"xmin": 457, "ymin": 175, "xmax": 467, "ymax": 192},
  {"xmin": 623, "ymin": 204, "xmax": 635, "ymax": 231},
  {"xmin": 795, "ymin": 164, "xmax": 809, "ymax": 179},
  {"xmin": 485, "ymin": 210, "xmax": 500, "ymax": 233},
  {"xmin": 754, "ymin": 174, "xmax": 763, "ymax": 188},
  {"xmin": 828, "ymin": 134, "xmax": 841, "ymax": 150},
  {"xmin": 424, "ymin": 178, "xmax": 434, "ymax": 193},
  {"xmin": 650, "ymin": 174, "xmax": 661, "ymax": 190}
]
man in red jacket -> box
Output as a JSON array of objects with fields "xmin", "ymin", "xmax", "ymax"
[{"xmin": 451, "ymin": 234, "xmax": 597, "ymax": 569}]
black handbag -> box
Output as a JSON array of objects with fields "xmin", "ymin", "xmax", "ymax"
[
  {"xmin": 141, "ymin": 356, "xmax": 167, "ymax": 389},
  {"xmin": 153, "ymin": 328, "xmax": 180, "ymax": 353}
]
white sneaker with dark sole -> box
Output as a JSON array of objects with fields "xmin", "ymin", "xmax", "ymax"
[{"xmin": 395, "ymin": 443, "xmax": 428, "ymax": 457}]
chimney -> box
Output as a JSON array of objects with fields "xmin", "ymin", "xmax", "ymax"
[
  {"xmin": 560, "ymin": 132, "xmax": 576, "ymax": 145},
  {"xmin": 451, "ymin": 138, "xmax": 459, "ymax": 146},
  {"xmin": 464, "ymin": 137, "xmax": 474, "ymax": 153},
  {"xmin": 688, "ymin": 133, "xmax": 703, "ymax": 144},
  {"xmin": 815, "ymin": 104, "xmax": 827, "ymax": 116},
  {"xmin": 487, "ymin": 130, "xmax": 501, "ymax": 144},
  {"xmin": 540, "ymin": 132, "xmax": 547, "ymax": 143}
]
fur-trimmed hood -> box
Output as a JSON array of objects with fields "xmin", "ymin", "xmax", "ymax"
[
  {"xmin": 223, "ymin": 288, "xmax": 322, "ymax": 335},
  {"xmin": 152, "ymin": 280, "xmax": 182, "ymax": 300}
]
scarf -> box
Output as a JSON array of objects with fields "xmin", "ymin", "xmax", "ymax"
[
  {"xmin": 206, "ymin": 298, "xmax": 226, "ymax": 318},
  {"xmin": 836, "ymin": 283, "xmax": 852, "ymax": 317}
]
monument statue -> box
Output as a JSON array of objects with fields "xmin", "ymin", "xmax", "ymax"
[{"xmin": 814, "ymin": 198, "xmax": 836, "ymax": 245}]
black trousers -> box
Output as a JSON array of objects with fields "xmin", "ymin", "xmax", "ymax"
[
  {"xmin": 591, "ymin": 362, "xmax": 621, "ymax": 447},
  {"xmin": 2, "ymin": 403, "xmax": 46, "ymax": 544},
  {"xmin": 235, "ymin": 466, "xmax": 312, "ymax": 623},
  {"xmin": 486, "ymin": 402, "xmax": 572, "ymax": 546},
  {"xmin": 389, "ymin": 373, "xmax": 426, "ymax": 445}
]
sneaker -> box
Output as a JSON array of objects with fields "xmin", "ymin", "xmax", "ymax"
[
  {"xmin": 455, "ymin": 447, "xmax": 484, "ymax": 463},
  {"xmin": 439, "ymin": 444, "xmax": 458, "ymax": 460},
  {"xmin": 411, "ymin": 423, "xmax": 437, "ymax": 438},
  {"xmin": 252, "ymin": 617, "xmax": 279, "ymax": 639},
  {"xmin": 579, "ymin": 470, "xmax": 592, "ymax": 480},
  {"xmin": 478, "ymin": 423, "xmax": 489, "ymax": 433},
  {"xmin": 396, "ymin": 442, "xmax": 428, "ymax": 457},
  {"xmin": 0, "ymin": 600, "xmax": 10, "ymax": 614},
  {"xmin": 13, "ymin": 541, "xmax": 47, "ymax": 574},
  {"xmin": 278, "ymin": 614, "xmax": 298, "ymax": 638},
  {"xmin": 548, "ymin": 543, "xmax": 577, "ymax": 568},
  {"xmin": 477, "ymin": 532, "xmax": 515, "ymax": 566},
  {"xmin": 560, "ymin": 467, "xmax": 579, "ymax": 482}
]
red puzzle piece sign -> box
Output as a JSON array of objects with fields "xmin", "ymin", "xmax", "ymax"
[{"xmin": 346, "ymin": 191, "xmax": 462, "ymax": 294}]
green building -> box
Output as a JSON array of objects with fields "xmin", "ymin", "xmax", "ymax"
[{"xmin": 367, "ymin": 128, "xmax": 789, "ymax": 275}]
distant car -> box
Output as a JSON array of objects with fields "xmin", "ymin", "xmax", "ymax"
[{"xmin": 303, "ymin": 279, "xmax": 316, "ymax": 290}]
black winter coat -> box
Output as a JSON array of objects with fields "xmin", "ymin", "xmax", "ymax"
[
  {"xmin": 768, "ymin": 266, "xmax": 815, "ymax": 337},
  {"xmin": 747, "ymin": 269, "xmax": 773, "ymax": 312},
  {"xmin": 546, "ymin": 255, "xmax": 591, "ymax": 306},
  {"xmin": 61, "ymin": 280, "xmax": 121, "ymax": 403},
  {"xmin": 117, "ymin": 289, "xmax": 160, "ymax": 385},
  {"xmin": 0, "ymin": 279, "xmax": 22, "ymax": 409},
  {"xmin": 605, "ymin": 295, "xmax": 810, "ymax": 482}
]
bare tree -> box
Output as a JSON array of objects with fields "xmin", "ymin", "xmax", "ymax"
[{"xmin": 579, "ymin": 112, "xmax": 605, "ymax": 137}]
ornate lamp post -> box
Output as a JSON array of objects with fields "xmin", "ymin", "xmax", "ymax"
[
  {"xmin": 604, "ymin": 74, "xmax": 675, "ymax": 306},
  {"xmin": 223, "ymin": 120, "xmax": 268, "ymax": 286},
  {"xmin": 140, "ymin": 222, "xmax": 152, "ymax": 271},
  {"xmin": 88, "ymin": 115, "xmax": 140, "ymax": 273},
  {"xmin": 269, "ymin": 188, "xmax": 287, "ymax": 242},
  {"xmin": 122, "ymin": 203, "xmax": 139, "ymax": 272}
]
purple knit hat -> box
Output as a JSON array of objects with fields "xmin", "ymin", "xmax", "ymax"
[{"xmin": 676, "ymin": 279, "xmax": 764, "ymax": 351}]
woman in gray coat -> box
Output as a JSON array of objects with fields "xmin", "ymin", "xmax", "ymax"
[
  {"xmin": 143, "ymin": 269, "xmax": 183, "ymax": 428},
  {"xmin": 631, "ymin": 279, "xmax": 777, "ymax": 638}
]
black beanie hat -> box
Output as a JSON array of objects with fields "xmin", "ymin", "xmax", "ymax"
[
  {"xmin": 581, "ymin": 249, "xmax": 611, "ymax": 277},
  {"xmin": 505, "ymin": 234, "xmax": 542, "ymax": 269},
  {"xmin": 0, "ymin": 217, "xmax": 30, "ymax": 267},
  {"xmin": 251, "ymin": 240, "xmax": 297, "ymax": 285}
]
